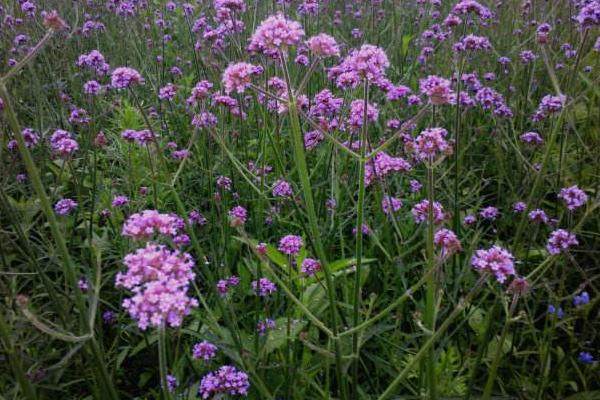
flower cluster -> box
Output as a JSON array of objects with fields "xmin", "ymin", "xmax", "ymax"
[
  {"xmin": 558, "ymin": 185, "xmax": 588, "ymax": 210},
  {"xmin": 329, "ymin": 44, "xmax": 390, "ymax": 88},
  {"xmin": 54, "ymin": 198, "xmax": 78, "ymax": 215},
  {"xmin": 251, "ymin": 278, "xmax": 277, "ymax": 296},
  {"xmin": 301, "ymin": 258, "xmax": 321, "ymax": 277},
  {"xmin": 199, "ymin": 365, "xmax": 250, "ymax": 398},
  {"xmin": 411, "ymin": 200, "xmax": 445, "ymax": 224},
  {"xmin": 278, "ymin": 235, "xmax": 303, "ymax": 255},
  {"xmin": 222, "ymin": 62, "xmax": 262, "ymax": 94},
  {"xmin": 111, "ymin": 67, "xmax": 144, "ymax": 89},
  {"xmin": 192, "ymin": 340, "xmax": 218, "ymax": 361},
  {"xmin": 434, "ymin": 229, "xmax": 462, "ymax": 257},
  {"xmin": 471, "ymin": 246, "xmax": 516, "ymax": 283},
  {"xmin": 413, "ymin": 127, "xmax": 450, "ymax": 161},
  {"xmin": 50, "ymin": 130, "xmax": 79, "ymax": 157},
  {"xmin": 419, "ymin": 75, "xmax": 454, "ymax": 105},
  {"xmin": 306, "ymin": 33, "xmax": 340, "ymax": 58},
  {"xmin": 122, "ymin": 210, "xmax": 183, "ymax": 240},
  {"xmin": 546, "ymin": 229, "xmax": 578, "ymax": 255},
  {"xmin": 248, "ymin": 14, "xmax": 304, "ymax": 56}
]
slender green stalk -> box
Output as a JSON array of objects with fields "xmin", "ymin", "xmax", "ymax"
[
  {"xmin": 482, "ymin": 296, "xmax": 519, "ymax": 400},
  {"xmin": 0, "ymin": 311, "xmax": 38, "ymax": 400},
  {"xmin": 423, "ymin": 162, "xmax": 438, "ymax": 400},
  {"xmin": 158, "ymin": 327, "xmax": 173, "ymax": 400},
  {"xmin": 352, "ymin": 81, "xmax": 370, "ymax": 398},
  {"xmin": 377, "ymin": 275, "xmax": 488, "ymax": 400},
  {"xmin": 0, "ymin": 82, "xmax": 119, "ymax": 400},
  {"xmin": 281, "ymin": 52, "xmax": 346, "ymax": 399}
]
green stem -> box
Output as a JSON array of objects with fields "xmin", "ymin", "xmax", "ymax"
[
  {"xmin": 482, "ymin": 297, "xmax": 518, "ymax": 400},
  {"xmin": 378, "ymin": 275, "xmax": 487, "ymax": 400},
  {"xmin": 281, "ymin": 53, "xmax": 346, "ymax": 399},
  {"xmin": 158, "ymin": 327, "xmax": 173, "ymax": 400},
  {"xmin": 424, "ymin": 162, "xmax": 438, "ymax": 400},
  {"xmin": 352, "ymin": 81, "xmax": 370, "ymax": 398}
]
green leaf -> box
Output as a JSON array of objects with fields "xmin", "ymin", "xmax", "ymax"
[{"xmin": 264, "ymin": 318, "xmax": 307, "ymax": 355}]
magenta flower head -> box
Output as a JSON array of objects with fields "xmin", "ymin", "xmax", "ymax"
[
  {"xmin": 248, "ymin": 13, "xmax": 304, "ymax": 56},
  {"xmin": 278, "ymin": 234, "xmax": 303, "ymax": 256},
  {"xmin": 452, "ymin": 0, "xmax": 492, "ymax": 19},
  {"xmin": 222, "ymin": 62, "xmax": 262, "ymax": 94},
  {"xmin": 413, "ymin": 127, "xmax": 450, "ymax": 161},
  {"xmin": 251, "ymin": 278, "xmax": 277, "ymax": 296},
  {"xmin": 192, "ymin": 340, "xmax": 218, "ymax": 361},
  {"xmin": 54, "ymin": 198, "xmax": 78, "ymax": 215},
  {"xmin": 558, "ymin": 185, "xmax": 588, "ymax": 210},
  {"xmin": 411, "ymin": 199, "xmax": 445, "ymax": 224},
  {"xmin": 50, "ymin": 129, "xmax": 79, "ymax": 157},
  {"xmin": 419, "ymin": 75, "xmax": 454, "ymax": 105},
  {"xmin": 381, "ymin": 195, "xmax": 403, "ymax": 214},
  {"xmin": 330, "ymin": 44, "xmax": 389, "ymax": 87},
  {"xmin": 122, "ymin": 210, "xmax": 183, "ymax": 240},
  {"xmin": 272, "ymin": 179, "xmax": 293, "ymax": 198},
  {"xmin": 228, "ymin": 205, "xmax": 248, "ymax": 227},
  {"xmin": 301, "ymin": 258, "xmax": 322, "ymax": 277},
  {"xmin": 480, "ymin": 206, "xmax": 499, "ymax": 220},
  {"xmin": 111, "ymin": 67, "xmax": 144, "ymax": 89},
  {"xmin": 199, "ymin": 365, "xmax": 250, "ymax": 399},
  {"xmin": 112, "ymin": 195, "xmax": 129, "ymax": 208},
  {"xmin": 471, "ymin": 245, "xmax": 515, "ymax": 283},
  {"xmin": 546, "ymin": 229, "xmax": 578, "ymax": 255},
  {"xmin": 434, "ymin": 228, "xmax": 462, "ymax": 257},
  {"xmin": 306, "ymin": 33, "xmax": 340, "ymax": 58}
]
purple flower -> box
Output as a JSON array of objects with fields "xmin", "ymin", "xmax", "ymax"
[
  {"xmin": 413, "ymin": 127, "xmax": 449, "ymax": 161},
  {"xmin": 558, "ymin": 185, "xmax": 588, "ymax": 210},
  {"xmin": 192, "ymin": 341, "xmax": 218, "ymax": 361},
  {"xmin": 159, "ymin": 83, "xmax": 177, "ymax": 100},
  {"xmin": 222, "ymin": 62, "xmax": 262, "ymax": 94},
  {"xmin": 54, "ymin": 198, "xmax": 78, "ymax": 215},
  {"xmin": 528, "ymin": 209, "xmax": 549, "ymax": 224},
  {"xmin": 112, "ymin": 195, "xmax": 129, "ymax": 208},
  {"xmin": 301, "ymin": 258, "xmax": 321, "ymax": 277},
  {"xmin": 111, "ymin": 67, "xmax": 144, "ymax": 89},
  {"xmin": 434, "ymin": 229, "xmax": 462, "ymax": 257},
  {"xmin": 272, "ymin": 179, "xmax": 293, "ymax": 198},
  {"xmin": 251, "ymin": 278, "xmax": 277, "ymax": 297},
  {"xmin": 381, "ymin": 195, "xmax": 403, "ymax": 214},
  {"xmin": 278, "ymin": 235, "xmax": 303, "ymax": 256},
  {"xmin": 198, "ymin": 365, "xmax": 250, "ymax": 399},
  {"xmin": 452, "ymin": 0, "xmax": 492, "ymax": 19},
  {"xmin": 575, "ymin": 1, "xmax": 600, "ymax": 27},
  {"xmin": 329, "ymin": 44, "xmax": 389, "ymax": 87},
  {"xmin": 50, "ymin": 130, "xmax": 79, "ymax": 157},
  {"xmin": 578, "ymin": 352, "xmax": 595, "ymax": 364},
  {"xmin": 257, "ymin": 318, "xmax": 276, "ymax": 336},
  {"xmin": 412, "ymin": 200, "xmax": 445, "ymax": 224},
  {"xmin": 480, "ymin": 206, "xmax": 499, "ymax": 220},
  {"xmin": 573, "ymin": 291, "xmax": 590, "ymax": 307},
  {"xmin": 546, "ymin": 229, "xmax": 578, "ymax": 255},
  {"xmin": 520, "ymin": 131, "xmax": 543, "ymax": 146},
  {"xmin": 471, "ymin": 246, "xmax": 516, "ymax": 283},
  {"xmin": 419, "ymin": 75, "xmax": 453, "ymax": 105},
  {"xmin": 513, "ymin": 201, "xmax": 527, "ymax": 213},
  {"xmin": 228, "ymin": 206, "xmax": 248, "ymax": 227},
  {"xmin": 306, "ymin": 33, "xmax": 340, "ymax": 58},
  {"xmin": 248, "ymin": 13, "xmax": 304, "ymax": 56}
]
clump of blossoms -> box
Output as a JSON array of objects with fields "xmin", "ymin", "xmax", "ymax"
[
  {"xmin": 306, "ymin": 33, "xmax": 340, "ymax": 58},
  {"xmin": 54, "ymin": 198, "xmax": 78, "ymax": 215},
  {"xmin": 434, "ymin": 229, "xmax": 462, "ymax": 257},
  {"xmin": 50, "ymin": 130, "xmax": 79, "ymax": 157},
  {"xmin": 301, "ymin": 258, "xmax": 321, "ymax": 276},
  {"xmin": 413, "ymin": 127, "xmax": 450, "ymax": 161},
  {"xmin": 558, "ymin": 185, "xmax": 588, "ymax": 210},
  {"xmin": 272, "ymin": 179, "xmax": 293, "ymax": 198},
  {"xmin": 248, "ymin": 13, "xmax": 304, "ymax": 56},
  {"xmin": 546, "ymin": 229, "xmax": 578, "ymax": 255},
  {"xmin": 199, "ymin": 365, "xmax": 250, "ymax": 398},
  {"xmin": 328, "ymin": 44, "xmax": 390, "ymax": 88},
  {"xmin": 419, "ymin": 75, "xmax": 454, "ymax": 105},
  {"xmin": 228, "ymin": 206, "xmax": 248, "ymax": 227},
  {"xmin": 111, "ymin": 67, "xmax": 144, "ymax": 89},
  {"xmin": 216, "ymin": 276, "xmax": 240, "ymax": 296},
  {"xmin": 222, "ymin": 62, "xmax": 262, "ymax": 94},
  {"xmin": 452, "ymin": 0, "xmax": 492, "ymax": 19},
  {"xmin": 365, "ymin": 151, "xmax": 411, "ymax": 186},
  {"xmin": 471, "ymin": 246, "xmax": 516, "ymax": 283},
  {"xmin": 381, "ymin": 195, "xmax": 403, "ymax": 214},
  {"xmin": 252, "ymin": 278, "xmax": 277, "ymax": 296},
  {"xmin": 192, "ymin": 341, "xmax": 218, "ymax": 361},
  {"xmin": 412, "ymin": 200, "xmax": 446, "ymax": 224},
  {"xmin": 122, "ymin": 210, "xmax": 183, "ymax": 240},
  {"xmin": 278, "ymin": 235, "xmax": 303, "ymax": 255}
]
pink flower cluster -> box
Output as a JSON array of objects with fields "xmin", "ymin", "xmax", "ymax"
[
  {"xmin": 122, "ymin": 210, "xmax": 184, "ymax": 240},
  {"xmin": 192, "ymin": 340, "xmax": 218, "ymax": 361},
  {"xmin": 121, "ymin": 129, "xmax": 156, "ymax": 145},
  {"xmin": 329, "ymin": 44, "xmax": 390, "ymax": 88},
  {"xmin": 546, "ymin": 229, "xmax": 578, "ymax": 255},
  {"xmin": 222, "ymin": 62, "xmax": 262, "ymax": 94},
  {"xmin": 248, "ymin": 14, "xmax": 304, "ymax": 56},
  {"xmin": 471, "ymin": 245, "xmax": 515, "ymax": 283},
  {"xmin": 111, "ymin": 66, "xmax": 144, "ymax": 89},
  {"xmin": 365, "ymin": 151, "xmax": 412, "ymax": 186},
  {"xmin": 558, "ymin": 185, "xmax": 588, "ymax": 210},
  {"xmin": 411, "ymin": 200, "xmax": 445, "ymax": 224},
  {"xmin": 419, "ymin": 75, "xmax": 454, "ymax": 105},
  {"xmin": 306, "ymin": 33, "xmax": 340, "ymax": 58},
  {"xmin": 50, "ymin": 130, "xmax": 79, "ymax": 157},
  {"xmin": 199, "ymin": 365, "xmax": 250, "ymax": 399},
  {"xmin": 278, "ymin": 235, "xmax": 304, "ymax": 255},
  {"xmin": 434, "ymin": 229, "xmax": 462, "ymax": 257},
  {"xmin": 301, "ymin": 258, "xmax": 321, "ymax": 276},
  {"xmin": 413, "ymin": 127, "xmax": 450, "ymax": 161}
]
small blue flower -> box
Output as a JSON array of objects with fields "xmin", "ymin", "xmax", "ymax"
[
  {"xmin": 573, "ymin": 291, "xmax": 590, "ymax": 307},
  {"xmin": 547, "ymin": 304, "xmax": 564, "ymax": 319},
  {"xmin": 578, "ymin": 352, "xmax": 595, "ymax": 364}
]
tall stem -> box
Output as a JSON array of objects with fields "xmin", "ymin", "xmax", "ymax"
[
  {"xmin": 281, "ymin": 51, "xmax": 346, "ymax": 400},
  {"xmin": 352, "ymin": 81, "xmax": 369, "ymax": 398},
  {"xmin": 424, "ymin": 163, "xmax": 438, "ymax": 400},
  {"xmin": 158, "ymin": 327, "xmax": 173, "ymax": 400}
]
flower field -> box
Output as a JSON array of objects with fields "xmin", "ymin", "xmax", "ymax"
[{"xmin": 1, "ymin": 0, "xmax": 599, "ymax": 399}]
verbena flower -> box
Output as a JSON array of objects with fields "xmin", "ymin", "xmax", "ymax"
[
  {"xmin": 222, "ymin": 62, "xmax": 262, "ymax": 94},
  {"xmin": 411, "ymin": 200, "xmax": 445, "ymax": 224},
  {"xmin": 122, "ymin": 210, "xmax": 183, "ymax": 240},
  {"xmin": 434, "ymin": 229, "xmax": 462, "ymax": 257},
  {"xmin": 306, "ymin": 33, "xmax": 340, "ymax": 57},
  {"xmin": 111, "ymin": 67, "xmax": 144, "ymax": 89},
  {"xmin": 54, "ymin": 198, "xmax": 78, "ymax": 215},
  {"xmin": 413, "ymin": 127, "xmax": 449, "ymax": 161},
  {"xmin": 248, "ymin": 13, "xmax": 304, "ymax": 56},
  {"xmin": 278, "ymin": 235, "xmax": 303, "ymax": 255},
  {"xmin": 251, "ymin": 278, "xmax": 277, "ymax": 296},
  {"xmin": 546, "ymin": 229, "xmax": 578, "ymax": 255},
  {"xmin": 301, "ymin": 258, "xmax": 321, "ymax": 276},
  {"xmin": 471, "ymin": 245, "xmax": 515, "ymax": 283},
  {"xmin": 558, "ymin": 185, "xmax": 588, "ymax": 210},
  {"xmin": 192, "ymin": 340, "xmax": 218, "ymax": 361}
]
